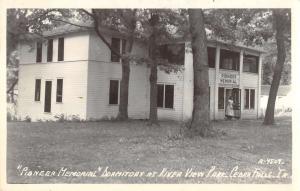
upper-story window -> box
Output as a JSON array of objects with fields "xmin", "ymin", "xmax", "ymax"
[
  {"xmin": 47, "ymin": 39, "xmax": 53, "ymax": 62},
  {"xmin": 36, "ymin": 42, "xmax": 42, "ymax": 63},
  {"xmin": 58, "ymin": 37, "xmax": 64, "ymax": 61},
  {"xmin": 111, "ymin": 38, "xmax": 126, "ymax": 62},
  {"xmin": 243, "ymin": 54, "xmax": 259, "ymax": 73},
  {"xmin": 158, "ymin": 43, "xmax": 185, "ymax": 65},
  {"xmin": 207, "ymin": 47, "xmax": 216, "ymax": 68},
  {"xmin": 220, "ymin": 49, "xmax": 240, "ymax": 71}
]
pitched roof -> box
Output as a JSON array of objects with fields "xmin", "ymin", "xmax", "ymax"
[
  {"xmin": 261, "ymin": 85, "xmax": 291, "ymax": 96},
  {"xmin": 42, "ymin": 24, "xmax": 92, "ymax": 37},
  {"xmin": 38, "ymin": 24, "xmax": 265, "ymax": 53}
]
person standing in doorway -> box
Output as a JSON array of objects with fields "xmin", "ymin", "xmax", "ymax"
[{"xmin": 225, "ymin": 96, "xmax": 234, "ymax": 120}]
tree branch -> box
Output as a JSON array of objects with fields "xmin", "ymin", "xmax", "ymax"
[
  {"xmin": 80, "ymin": 9, "xmax": 122, "ymax": 58},
  {"xmin": 49, "ymin": 18, "xmax": 93, "ymax": 29},
  {"xmin": 7, "ymin": 79, "xmax": 18, "ymax": 94}
]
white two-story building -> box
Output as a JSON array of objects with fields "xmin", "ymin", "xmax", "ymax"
[{"xmin": 17, "ymin": 25, "xmax": 264, "ymax": 121}]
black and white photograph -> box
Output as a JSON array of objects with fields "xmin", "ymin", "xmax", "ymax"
[{"xmin": 1, "ymin": 2, "xmax": 298, "ymax": 190}]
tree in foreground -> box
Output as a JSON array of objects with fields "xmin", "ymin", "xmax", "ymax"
[
  {"xmin": 188, "ymin": 9, "xmax": 212, "ymax": 137},
  {"xmin": 263, "ymin": 9, "xmax": 290, "ymax": 125}
]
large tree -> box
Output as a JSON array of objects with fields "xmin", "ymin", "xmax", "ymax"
[
  {"xmin": 79, "ymin": 9, "xmax": 138, "ymax": 120},
  {"xmin": 188, "ymin": 9, "xmax": 211, "ymax": 136},
  {"xmin": 138, "ymin": 9, "xmax": 187, "ymax": 124},
  {"xmin": 263, "ymin": 9, "xmax": 290, "ymax": 125}
]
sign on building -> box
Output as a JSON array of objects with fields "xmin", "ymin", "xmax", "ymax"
[{"xmin": 219, "ymin": 71, "xmax": 239, "ymax": 86}]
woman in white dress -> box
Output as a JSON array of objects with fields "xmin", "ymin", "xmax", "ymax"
[{"xmin": 225, "ymin": 96, "xmax": 234, "ymax": 120}]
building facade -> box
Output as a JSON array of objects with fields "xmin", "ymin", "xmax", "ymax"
[{"xmin": 17, "ymin": 27, "xmax": 263, "ymax": 121}]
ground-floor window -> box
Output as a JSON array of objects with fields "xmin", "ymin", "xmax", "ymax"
[
  {"xmin": 157, "ymin": 84, "xmax": 174, "ymax": 109},
  {"xmin": 244, "ymin": 88, "xmax": 255, "ymax": 109},
  {"xmin": 219, "ymin": 87, "xmax": 241, "ymax": 111},
  {"xmin": 56, "ymin": 79, "xmax": 63, "ymax": 103},
  {"xmin": 218, "ymin": 87, "xmax": 225, "ymax": 109},
  {"xmin": 109, "ymin": 80, "xmax": 120, "ymax": 105},
  {"xmin": 34, "ymin": 79, "xmax": 41, "ymax": 101}
]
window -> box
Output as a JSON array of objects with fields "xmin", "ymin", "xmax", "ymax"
[
  {"xmin": 243, "ymin": 54, "xmax": 258, "ymax": 73},
  {"xmin": 58, "ymin": 37, "xmax": 64, "ymax": 61},
  {"xmin": 207, "ymin": 47, "xmax": 216, "ymax": 68},
  {"xmin": 36, "ymin": 42, "xmax": 42, "ymax": 63},
  {"xmin": 157, "ymin": 84, "xmax": 174, "ymax": 109},
  {"xmin": 218, "ymin": 87, "xmax": 225, "ymax": 109},
  {"xmin": 220, "ymin": 49, "xmax": 240, "ymax": 71},
  {"xmin": 157, "ymin": 85, "xmax": 164, "ymax": 107},
  {"xmin": 158, "ymin": 43, "xmax": 185, "ymax": 65},
  {"xmin": 111, "ymin": 38, "xmax": 121, "ymax": 62},
  {"xmin": 244, "ymin": 89, "xmax": 255, "ymax": 109},
  {"xmin": 34, "ymin": 79, "xmax": 41, "ymax": 101},
  {"xmin": 56, "ymin": 79, "xmax": 63, "ymax": 103},
  {"xmin": 109, "ymin": 80, "xmax": 119, "ymax": 104},
  {"xmin": 47, "ymin": 39, "xmax": 53, "ymax": 62}
]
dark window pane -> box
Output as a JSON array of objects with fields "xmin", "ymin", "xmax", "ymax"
[
  {"xmin": 245, "ymin": 89, "xmax": 250, "ymax": 109},
  {"xmin": 218, "ymin": 87, "xmax": 224, "ymax": 109},
  {"xmin": 111, "ymin": 38, "xmax": 120, "ymax": 62},
  {"xmin": 34, "ymin": 79, "xmax": 41, "ymax": 101},
  {"xmin": 44, "ymin": 81, "xmax": 52, "ymax": 112},
  {"xmin": 158, "ymin": 43, "xmax": 185, "ymax": 65},
  {"xmin": 243, "ymin": 54, "xmax": 258, "ymax": 73},
  {"xmin": 47, "ymin": 39, "xmax": 53, "ymax": 62},
  {"xmin": 56, "ymin": 79, "xmax": 63, "ymax": 103},
  {"xmin": 250, "ymin": 89, "xmax": 255, "ymax": 109},
  {"xmin": 220, "ymin": 49, "xmax": 240, "ymax": 71},
  {"xmin": 165, "ymin": 85, "xmax": 174, "ymax": 109},
  {"xmin": 109, "ymin": 80, "xmax": 119, "ymax": 104},
  {"xmin": 208, "ymin": 47, "xmax": 216, "ymax": 68},
  {"xmin": 58, "ymin": 38, "xmax": 64, "ymax": 61},
  {"xmin": 36, "ymin": 42, "xmax": 42, "ymax": 63},
  {"xmin": 157, "ymin": 84, "xmax": 164, "ymax": 108}
]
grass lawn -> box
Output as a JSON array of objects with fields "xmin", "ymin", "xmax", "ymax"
[{"xmin": 6, "ymin": 117, "xmax": 292, "ymax": 184}]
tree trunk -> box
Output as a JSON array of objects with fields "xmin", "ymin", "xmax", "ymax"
[
  {"xmin": 148, "ymin": 14, "xmax": 159, "ymax": 124},
  {"xmin": 149, "ymin": 34, "xmax": 158, "ymax": 124},
  {"xmin": 188, "ymin": 9, "xmax": 211, "ymax": 137},
  {"xmin": 263, "ymin": 10, "xmax": 286, "ymax": 125},
  {"xmin": 117, "ymin": 38, "xmax": 134, "ymax": 120}
]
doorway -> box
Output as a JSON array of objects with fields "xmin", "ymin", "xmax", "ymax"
[
  {"xmin": 44, "ymin": 81, "xmax": 52, "ymax": 113},
  {"xmin": 225, "ymin": 88, "xmax": 241, "ymax": 119}
]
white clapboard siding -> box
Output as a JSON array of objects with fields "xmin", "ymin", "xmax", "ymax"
[
  {"xmin": 241, "ymin": 73, "xmax": 259, "ymax": 87},
  {"xmin": 19, "ymin": 31, "xmax": 90, "ymax": 64},
  {"xmin": 87, "ymin": 32, "xmax": 185, "ymax": 120},
  {"xmin": 18, "ymin": 61, "xmax": 88, "ymax": 121},
  {"xmin": 86, "ymin": 61, "xmax": 150, "ymax": 120},
  {"xmin": 157, "ymin": 68, "xmax": 184, "ymax": 121}
]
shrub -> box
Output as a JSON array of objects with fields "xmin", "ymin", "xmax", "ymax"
[
  {"xmin": 54, "ymin": 114, "xmax": 68, "ymax": 122},
  {"xmin": 24, "ymin": 116, "xmax": 31, "ymax": 122},
  {"xmin": 70, "ymin": 115, "xmax": 81, "ymax": 122}
]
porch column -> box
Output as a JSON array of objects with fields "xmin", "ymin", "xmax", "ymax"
[
  {"xmin": 183, "ymin": 42, "xmax": 194, "ymax": 120},
  {"xmin": 214, "ymin": 45, "xmax": 220, "ymax": 120},
  {"xmin": 239, "ymin": 50, "xmax": 244, "ymax": 119},
  {"xmin": 257, "ymin": 53, "xmax": 262, "ymax": 119}
]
